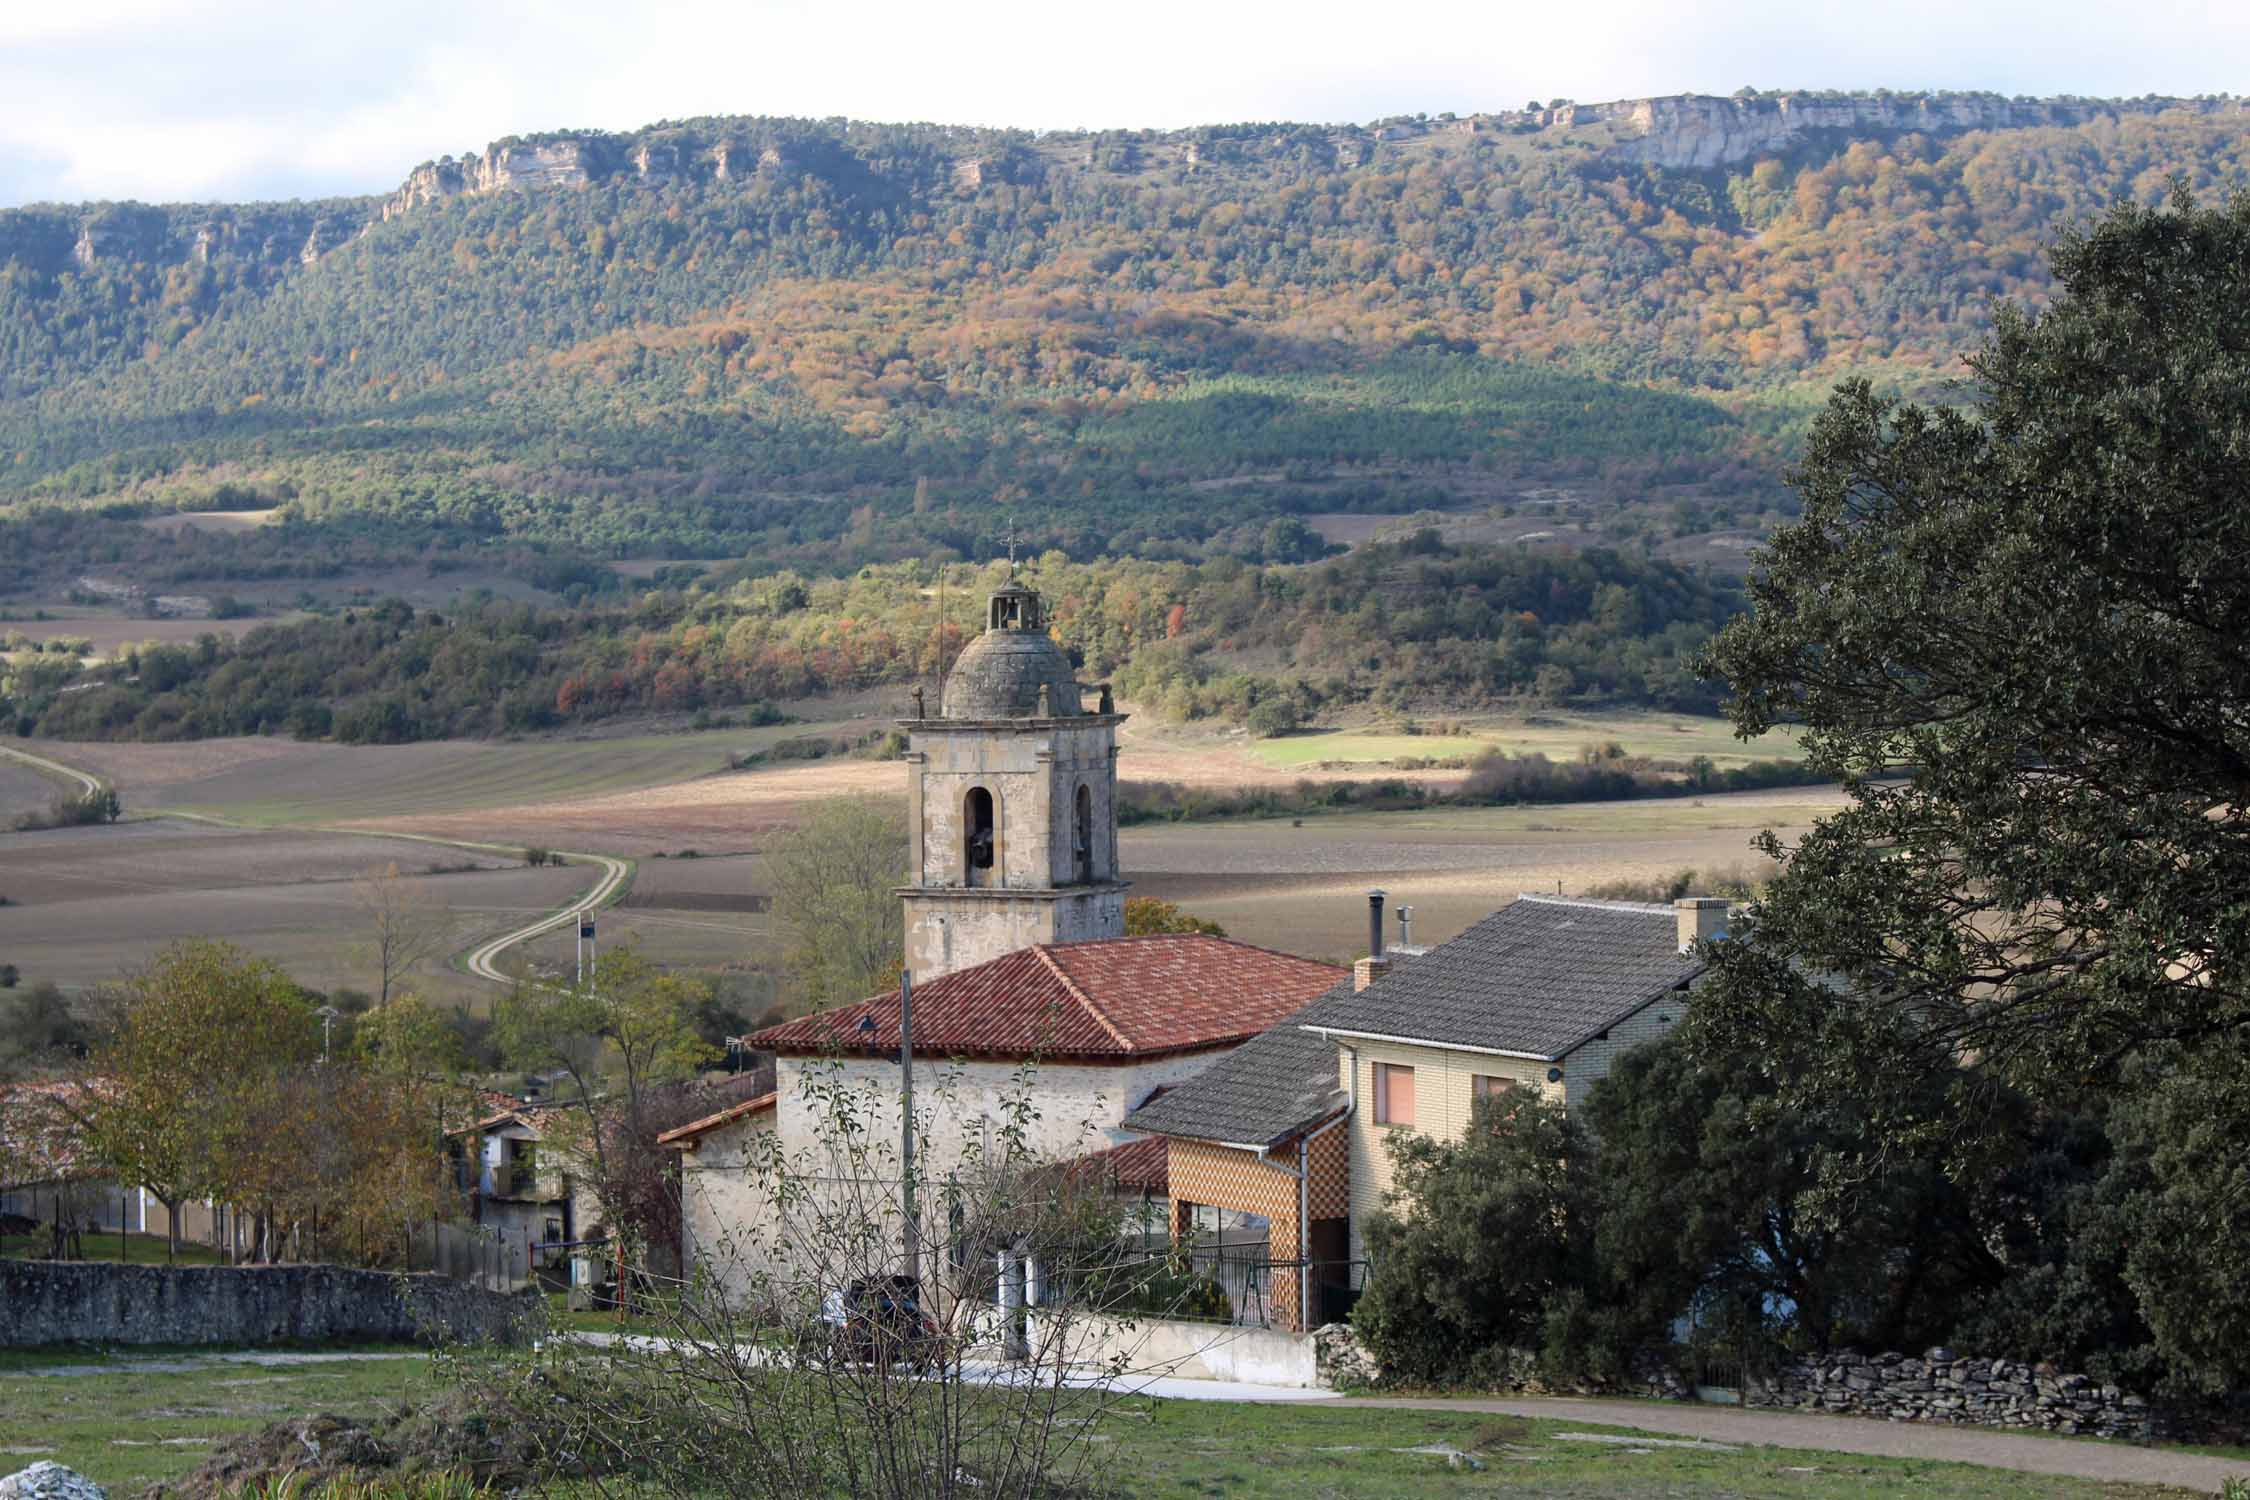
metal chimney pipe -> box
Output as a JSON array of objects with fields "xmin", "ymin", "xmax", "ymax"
[
  {"xmin": 1398, "ymin": 905, "xmax": 1413, "ymax": 949},
  {"xmin": 1368, "ymin": 889, "xmax": 1386, "ymax": 958}
]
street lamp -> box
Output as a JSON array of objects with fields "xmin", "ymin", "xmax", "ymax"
[{"xmin": 316, "ymin": 1005, "xmax": 342, "ymax": 1062}]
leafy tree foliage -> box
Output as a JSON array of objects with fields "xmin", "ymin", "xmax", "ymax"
[
  {"xmin": 765, "ymin": 797, "xmax": 909, "ymax": 1008},
  {"xmin": 1353, "ymin": 1091, "xmax": 1594, "ymax": 1385},
  {"xmin": 1703, "ymin": 190, "xmax": 2250, "ymax": 1095},
  {"xmin": 494, "ymin": 945, "xmax": 716, "ymax": 1253},
  {"xmin": 1120, "ymin": 897, "xmax": 1225, "ymax": 938},
  {"xmin": 80, "ymin": 940, "xmax": 318, "ymax": 1256}
]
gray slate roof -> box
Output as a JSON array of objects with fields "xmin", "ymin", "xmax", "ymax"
[
  {"xmin": 1304, "ymin": 895, "xmax": 1702, "ymax": 1060},
  {"xmin": 1120, "ymin": 980, "xmax": 1356, "ymax": 1147}
]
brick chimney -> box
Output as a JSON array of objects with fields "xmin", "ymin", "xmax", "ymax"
[
  {"xmin": 1675, "ymin": 897, "xmax": 1729, "ymax": 954},
  {"xmin": 1356, "ymin": 888, "xmax": 1390, "ymax": 990}
]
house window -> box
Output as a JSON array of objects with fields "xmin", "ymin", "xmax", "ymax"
[
  {"xmin": 965, "ymin": 786, "xmax": 996, "ymax": 885},
  {"xmin": 1473, "ymin": 1075, "xmax": 1520, "ymax": 1102},
  {"xmin": 1373, "ymin": 1063, "xmax": 1416, "ymax": 1126}
]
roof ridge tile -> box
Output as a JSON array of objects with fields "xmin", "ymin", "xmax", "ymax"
[{"xmin": 1035, "ymin": 943, "xmax": 1138, "ymax": 1052}]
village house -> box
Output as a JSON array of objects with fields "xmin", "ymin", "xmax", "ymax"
[
  {"xmin": 1124, "ymin": 892, "xmax": 1722, "ymax": 1330},
  {"xmin": 448, "ymin": 1103, "xmax": 586, "ymax": 1249},
  {"xmin": 670, "ymin": 933, "xmax": 1341, "ymax": 1300}
]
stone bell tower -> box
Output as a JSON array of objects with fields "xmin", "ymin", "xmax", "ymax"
[{"xmin": 898, "ymin": 576, "xmax": 1127, "ymax": 979}]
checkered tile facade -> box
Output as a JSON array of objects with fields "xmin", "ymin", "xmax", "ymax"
[{"xmin": 1165, "ymin": 1126, "xmax": 1350, "ymax": 1332}]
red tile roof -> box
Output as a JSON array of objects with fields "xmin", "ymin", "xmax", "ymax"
[
  {"xmin": 657, "ymin": 1092, "xmax": 778, "ymax": 1150},
  {"xmin": 747, "ymin": 936, "xmax": 1345, "ymax": 1063},
  {"xmin": 1066, "ymin": 1136, "xmax": 1169, "ymax": 1194}
]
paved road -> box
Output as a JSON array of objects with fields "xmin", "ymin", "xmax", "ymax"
[
  {"xmin": 0, "ymin": 740, "xmax": 102, "ymax": 798},
  {"xmin": 1334, "ymin": 1394, "xmax": 2245, "ymax": 1494},
  {"xmin": 462, "ymin": 847, "xmax": 632, "ymax": 985}
]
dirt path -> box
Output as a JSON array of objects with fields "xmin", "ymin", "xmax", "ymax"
[{"xmin": 1334, "ymin": 1395, "xmax": 2242, "ymax": 1493}]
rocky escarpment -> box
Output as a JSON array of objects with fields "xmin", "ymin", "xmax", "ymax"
[
  {"xmin": 6, "ymin": 91, "xmax": 2244, "ymax": 280},
  {"xmin": 1586, "ymin": 91, "xmax": 2249, "ymax": 171}
]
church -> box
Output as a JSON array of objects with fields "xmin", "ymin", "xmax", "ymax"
[{"xmin": 660, "ymin": 571, "xmax": 1344, "ymax": 1298}]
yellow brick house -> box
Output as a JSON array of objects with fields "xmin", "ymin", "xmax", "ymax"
[{"xmin": 1128, "ymin": 894, "xmax": 1726, "ymax": 1321}]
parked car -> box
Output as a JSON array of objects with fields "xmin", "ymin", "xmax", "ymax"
[{"xmin": 820, "ymin": 1275, "xmax": 943, "ymax": 1369}]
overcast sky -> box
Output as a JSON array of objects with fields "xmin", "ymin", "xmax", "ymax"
[{"xmin": 6, "ymin": 0, "xmax": 2249, "ymax": 207}]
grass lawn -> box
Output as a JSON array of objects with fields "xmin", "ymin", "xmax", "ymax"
[
  {"xmin": 1246, "ymin": 711, "xmax": 1801, "ymax": 772},
  {"xmin": 0, "ymin": 1349, "xmax": 435, "ymax": 1494},
  {"xmin": 1, "ymin": 1231, "xmax": 222, "ymax": 1266},
  {"xmin": 1099, "ymin": 1397, "xmax": 2205, "ymax": 1497},
  {"xmin": 0, "ymin": 1346, "xmax": 2207, "ymax": 1499}
]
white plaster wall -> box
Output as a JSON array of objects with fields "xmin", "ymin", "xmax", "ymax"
[
  {"xmin": 1338, "ymin": 1038, "xmax": 1555, "ymax": 1266},
  {"xmin": 677, "ymin": 1109, "xmax": 779, "ymax": 1303},
  {"xmin": 680, "ymin": 1051, "xmax": 1214, "ymax": 1306},
  {"xmin": 1033, "ymin": 1310, "xmax": 1320, "ymax": 1387},
  {"xmin": 774, "ymin": 1051, "xmax": 1219, "ymax": 1182}
]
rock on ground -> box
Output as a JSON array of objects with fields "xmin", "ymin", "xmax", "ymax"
[{"xmin": 0, "ymin": 1463, "xmax": 106, "ymax": 1500}]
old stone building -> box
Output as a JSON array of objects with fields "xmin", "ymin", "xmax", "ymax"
[{"xmin": 899, "ymin": 578, "xmax": 1128, "ymax": 979}]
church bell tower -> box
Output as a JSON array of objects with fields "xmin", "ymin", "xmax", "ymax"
[{"xmin": 898, "ymin": 576, "xmax": 1127, "ymax": 979}]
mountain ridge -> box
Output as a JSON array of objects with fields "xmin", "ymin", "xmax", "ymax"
[
  {"xmin": 14, "ymin": 89, "xmax": 2246, "ymax": 268},
  {"xmin": 3, "ymin": 86, "xmax": 2248, "ymax": 583}
]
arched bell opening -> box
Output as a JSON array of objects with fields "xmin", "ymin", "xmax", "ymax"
[
  {"xmin": 965, "ymin": 786, "xmax": 997, "ymax": 887},
  {"xmin": 1073, "ymin": 781, "xmax": 1095, "ymax": 884}
]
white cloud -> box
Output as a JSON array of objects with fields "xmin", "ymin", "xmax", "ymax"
[{"xmin": 4, "ymin": 0, "xmax": 2249, "ymax": 205}]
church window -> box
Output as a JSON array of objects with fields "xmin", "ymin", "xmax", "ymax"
[
  {"xmin": 1073, "ymin": 782, "xmax": 1094, "ymax": 883},
  {"xmin": 965, "ymin": 786, "xmax": 996, "ymax": 885}
]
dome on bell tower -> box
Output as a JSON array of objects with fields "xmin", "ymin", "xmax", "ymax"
[{"xmin": 940, "ymin": 581, "xmax": 1082, "ymax": 718}]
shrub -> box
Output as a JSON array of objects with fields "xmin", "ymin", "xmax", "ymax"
[{"xmin": 1245, "ymin": 698, "xmax": 1301, "ymax": 738}]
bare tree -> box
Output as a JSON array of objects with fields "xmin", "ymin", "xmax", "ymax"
[
  {"xmin": 470, "ymin": 1061, "xmax": 1200, "ymax": 1500},
  {"xmin": 354, "ymin": 862, "xmax": 452, "ymax": 1007}
]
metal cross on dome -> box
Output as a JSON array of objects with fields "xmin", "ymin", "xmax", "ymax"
[{"xmin": 1004, "ymin": 516, "xmax": 1020, "ymax": 575}]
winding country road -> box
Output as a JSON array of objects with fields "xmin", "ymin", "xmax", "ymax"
[
  {"xmin": 461, "ymin": 847, "xmax": 632, "ymax": 985},
  {"xmin": 0, "ymin": 740, "xmax": 633, "ymax": 989},
  {"xmin": 0, "ymin": 740, "xmax": 103, "ymax": 799}
]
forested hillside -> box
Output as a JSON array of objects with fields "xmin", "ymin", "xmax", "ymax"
[
  {"xmin": 4, "ymin": 91, "xmax": 2248, "ymax": 576},
  {"xmin": 8, "ymin": 537, "xmax": 1737, "ymax": 741}
]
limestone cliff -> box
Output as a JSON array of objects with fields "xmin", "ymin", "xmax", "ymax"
[
  {"xmin": 1582, "ymin": 91, "xmax": 2249, "ymax": 171},
  {"xmin": 8, "ymin": 90, "xmax": 2244, "ymax": 284}
]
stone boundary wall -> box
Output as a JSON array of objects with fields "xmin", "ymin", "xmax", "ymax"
[
  {"xmin": 1748, "ymin": 1349, "xmax": 2158, "ymax": 1440},
  {"xmin": 1311, "ymin": 1326, "xmax": 2160, "ymax": 1440},
  {"xmin": 0, "ymin": 1261, "xmax": 535, "ymax": 1348}
]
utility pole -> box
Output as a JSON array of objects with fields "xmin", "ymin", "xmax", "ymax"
[
  {"xmin": 316, "ymin": 1004, "xmax": 341, "ymax": 1062},
  {"xmin": 900, "ymin": 968, "xmax": 919, "ymax": 1287}
]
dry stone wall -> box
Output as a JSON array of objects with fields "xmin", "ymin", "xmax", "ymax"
[
  {"xmin": 1311, "ymin": 1326, "xmax": 2162, "ymax": 1439},
  {"xmin": 1749, "ymin": 1348, "xmax": 2160, "ymax": 1440},
  {"xmin": 0, "ymin": 1261, "xmax": 533, "ymax": 1348}
]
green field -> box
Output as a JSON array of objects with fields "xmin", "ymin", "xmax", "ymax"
[
  {"xmin": 1247, "ymin": 712, "xmax": 1801, "ymax": 772},
  {"xmin": 0, "ymin": 1346, "xmax": 2202, "ymax": 1499}
]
